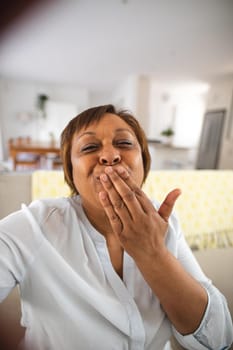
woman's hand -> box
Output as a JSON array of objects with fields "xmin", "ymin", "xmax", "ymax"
[
  {"xmin": 98, "ymin": 165, "xmax": 181, "ymax": 261},
  {"xmin": 98, "ymin": 166, "xmax": 208, "ymax": 336}
]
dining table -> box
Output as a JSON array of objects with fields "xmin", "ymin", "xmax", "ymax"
[{"xmin": 8, "ymin": 138, "xmax": 61, "ymax": 170}]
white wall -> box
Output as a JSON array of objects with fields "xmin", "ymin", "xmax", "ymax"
[
  {"xmin": 0, "ymin": 78, "xmax": 90, "ymax": 159},
  {"xmin": 110, "ymin": 75, "xmax": 150, "ymax": 132},
  {"xmin": 37, "ymin": 100, "xmax": 79, "ymax": 142},
  {"xmin": 148, "ymin": 81, "xmax": 208, "ymax": 148}
]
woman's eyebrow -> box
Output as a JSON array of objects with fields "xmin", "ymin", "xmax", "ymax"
[
  {"xmin": 76, "ymin": 128, "xmax": 134, "ymax": 140},
  {"xmin": 115, "ymin": 128, "xmax": 134, "ymax": 135},
  {"xmin": 76, "ymin": 131, "xmax": 96, "ymax": 140}
]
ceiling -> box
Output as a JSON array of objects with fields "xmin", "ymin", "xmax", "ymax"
[{"xmin": 0, "ymin": 0, "xmax": 233, "ymax": 94}]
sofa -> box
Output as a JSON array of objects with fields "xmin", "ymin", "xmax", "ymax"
[{"xmin": 0, "ymin": 170, "xmax": 233, "ymax": 349}]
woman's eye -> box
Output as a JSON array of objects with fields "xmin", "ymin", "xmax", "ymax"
[
  {"xmin": 81, "ymin": 144, "xmax": 98, "ymax": 153},
  {"xmin": 116, "ymin": 140, "xmax": 133, "ymax": 147}
]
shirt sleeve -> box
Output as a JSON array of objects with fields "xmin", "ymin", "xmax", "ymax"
[
  {"xmin": 169, "ymin": 212, "xmax": 233, "ymax": 349},
  {"xmin": 0, "ymin": 209, "xmax": 43, "ymax": 302},
  {"xmin": 172, "ymin": 283, "xmax": 233, "ymax": 349},
  {"xmin": 0, "ymin": 234, "xmax": 18, "ymax": 301}
]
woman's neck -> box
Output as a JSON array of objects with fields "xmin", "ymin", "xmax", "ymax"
[{"xmin": 81, "ymin": 200, "xmax": 113, "ymax": 237}]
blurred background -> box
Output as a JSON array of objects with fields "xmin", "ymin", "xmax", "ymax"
[{"xmin": 0, "ymin": 0, "xmax": 233, "ymax": 171}]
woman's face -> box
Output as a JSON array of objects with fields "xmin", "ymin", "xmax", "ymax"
[{"xmin": 71, "ymin": 113, "xmax": 144, "ymax": 211}]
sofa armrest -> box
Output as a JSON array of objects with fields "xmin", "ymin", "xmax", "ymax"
[{"xmin": 0, "ymin": 172, "xmax": 31, "ymax": 219}]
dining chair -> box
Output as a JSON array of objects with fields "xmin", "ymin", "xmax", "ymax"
[{"xmin": 8, "ymin": 137, "xmax": 41, "ymax": 171}]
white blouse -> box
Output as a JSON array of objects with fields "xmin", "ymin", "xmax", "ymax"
[{"xmin": 0, "ymin": 196, "xmax": 232, "ymax": 350}]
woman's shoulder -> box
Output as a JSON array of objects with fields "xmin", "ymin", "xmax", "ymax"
[
  {"xmin": 0, "ymin": 197, "xmax": 74, "ymax": 232},
  {"xmin": 29, "ymin": 196, "xmax": 71, "ymax": 211},
  {"xmin": 0, "ymin": 196, "xmax": 82, "ymax": 249},
  {"xmin": 28, "ymin": 196, "xmax": 80, "ymax": 222}
]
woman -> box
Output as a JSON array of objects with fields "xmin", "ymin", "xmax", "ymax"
[{"xmin": 0, "ymin": 104, "xmax": 232, "ymax": 350}]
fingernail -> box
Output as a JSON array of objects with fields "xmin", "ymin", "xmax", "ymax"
[
  {"xmin": 100, "ymin": 174, "xmax": 108, "ymax": 182},
  {"xmin": 105, "ymin": 166, "xmax": 113, "ymax": 174},
  {"xmin": 117, "ymin": 166, "xmax": 129, "ymax": 178},
  {"xmin": 117, "ymin": 166, "xmax": 125, "ymax": 174}
]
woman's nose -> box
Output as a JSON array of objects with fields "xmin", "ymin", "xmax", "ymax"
[{"xmin": 99, "ymin": 148, "xmax": 121, "ymax": 165}]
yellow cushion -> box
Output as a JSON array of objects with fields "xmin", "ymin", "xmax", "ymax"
[
  {"xmin": 143, "ymin": 170, "xmax": 233, "ymax": 249},
  {"xmin": 32, "ymin": 170, "xmax": 70, "ymax": 200}
]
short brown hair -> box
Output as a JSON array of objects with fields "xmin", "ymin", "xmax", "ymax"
[{"xmin": 60, "ymin": 104, "xmax": 151, "ymax": 195}]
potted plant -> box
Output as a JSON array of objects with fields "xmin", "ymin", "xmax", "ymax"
[
  {"xmin": 160, "ymin": 127, "xmax": 174, "ymax": 145},
  {"xmin": 37, "ymin": 94, "xmax": 49, "ymax": 118}
]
